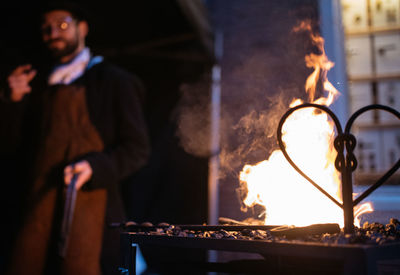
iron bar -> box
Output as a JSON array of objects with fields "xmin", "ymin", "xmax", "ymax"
[
  {"xmin": 111, "ymin": 222, "xmax": 279, "ymax": 232},
  {"xmin": 58, "ymin": 170, "xmax": 78, "ymax": 258},
  {"xmin": 114, "ymin": 222, "xmax": 340, "ymax": 237}
]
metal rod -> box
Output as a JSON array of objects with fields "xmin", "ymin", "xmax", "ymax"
[
  {"xmin": 341, "ymin": 154, "xmax": 355, "ymax": 234},
  {"xmin": 58, "ymin": 170, "xmax": 78, "ymax": 258},
  {"xmin": 111, "ymin": 222, "xmax": 280, "ymax": 232},
  {"xmin": 334, "ymin": 131, "xmax": 357, "ymax": 234},
  {"xmin": 116, "ymin": 222, "xmax": 340, "ymax": 239}
]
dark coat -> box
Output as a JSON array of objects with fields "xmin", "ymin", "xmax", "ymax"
[{"xmin": 0, "ymin": 61, "xmax": 150, "ymax": 275}]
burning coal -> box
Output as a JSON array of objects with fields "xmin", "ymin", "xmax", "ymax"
[{"xmin": 120, "ymin": 218, "xmax": 400, "ymax": 245}]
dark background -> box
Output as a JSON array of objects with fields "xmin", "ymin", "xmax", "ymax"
[
  {"xmin": 0, "ymin": 0, "xmax": 214, "ymax": 272},
  {"xmin": 0, "ymin": 0, "xmax": 213, "ymax": 225},
  {"xmin": 0, "ymin": 0, "xmax": 323, "ymax": 226}
]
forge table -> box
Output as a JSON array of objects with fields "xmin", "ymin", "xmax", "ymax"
[{"xmin": 120, "ymin": 232, "xmax": 400, "ymax": 275}]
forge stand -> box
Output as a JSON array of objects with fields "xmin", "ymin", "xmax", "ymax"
[
  {"xmin": 120, "ymin": 232, "xmax": 400, "ymax": 275},
  {"xmin": 119, "ymin": 104, "xmax": 400, "ymax": 274}
]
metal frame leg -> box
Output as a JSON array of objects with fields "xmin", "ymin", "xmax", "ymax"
[{"xmin": 120, "ymin": 234, "xmax": 137, "ymax": 275}]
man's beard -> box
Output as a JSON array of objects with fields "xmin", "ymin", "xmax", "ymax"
[{"xmin": 46, "ymin": 37, "xmax": 79, "ymax": 62}]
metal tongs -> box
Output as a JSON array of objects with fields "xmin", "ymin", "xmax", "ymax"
[{"xmin": 58, "ymin": 169, "xmax": 78, "ymax": 258}]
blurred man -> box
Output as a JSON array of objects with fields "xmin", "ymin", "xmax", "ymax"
[{"xmin": 1, "ymin": 2, "xmax": 150, "ymax": 274}]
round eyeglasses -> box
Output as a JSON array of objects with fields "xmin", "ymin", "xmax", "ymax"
[{"xmin": 41, "ymin": 16, "xmax": 75, "ymax": 34}]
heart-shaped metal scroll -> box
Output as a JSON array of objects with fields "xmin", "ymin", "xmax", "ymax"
[
  {"xmin": 277, "ymin": 103, "xmax": 400, "ymax": 209},
  {"xmin": 276, "ymin": 103, "xmax": 344, "ymax": 208}
]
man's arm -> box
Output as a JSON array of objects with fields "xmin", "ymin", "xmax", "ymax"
[
  {"xmin": 0, "ymin": 64, "xmax": 37, "ymax": 154},
  {"xmin": 64, "ymin": 71, "xmax": 151, "ymax": 189}
]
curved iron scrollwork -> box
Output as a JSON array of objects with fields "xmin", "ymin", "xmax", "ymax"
[{"xmin": 277, "ymin": 103, "xmax": 400, "ymax": 233}]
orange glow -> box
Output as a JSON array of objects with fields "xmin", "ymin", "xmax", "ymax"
[{"xmin": 239, "ymin": 21, "xmax": 372, "ymax": 228}]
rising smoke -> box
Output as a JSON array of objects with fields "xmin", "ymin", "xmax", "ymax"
[
  {"xmin": 174, "ymin": 0, "xmax": 322, "ymax": 221},
  {"xmin": 174, "ymin": 76, "xmax": 212, "ymax": 158},
  {"xmin": 175, "ymin": 71, "xmax": 306, "ymax": 180}
]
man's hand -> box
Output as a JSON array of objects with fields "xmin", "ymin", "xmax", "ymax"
[
  {"xmin": 64, "ymin": 160, "xmax": 93, "ymax": 190},
  {"xmin": 7, "ymin": 64, "xmax": 37, "ymax": 102}
]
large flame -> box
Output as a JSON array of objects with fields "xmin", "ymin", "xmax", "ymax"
[{"xmin": 239, "ymin": 21, "xmax": 372, "ymax": 228}]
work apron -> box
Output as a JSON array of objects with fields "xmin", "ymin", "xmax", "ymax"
[{"xmin": 7, "ymin": 85, "xmax": 107, "ymax": 275}]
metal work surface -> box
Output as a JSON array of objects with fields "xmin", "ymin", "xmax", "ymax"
[
  {"xmin": 120, "ymin": 231, "xmax": 400, "ymax": 275},
  {"xmin": 125, "ymin": 231, "xmax": 400, "ymax": 256}
]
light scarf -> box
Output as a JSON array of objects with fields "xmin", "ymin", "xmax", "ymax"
[{"xmin": 48, "ymin": 47, "xmax": 100, "ymax": 85}]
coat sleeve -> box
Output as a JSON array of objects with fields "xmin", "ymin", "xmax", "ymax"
[
  {"xmin": 84, "ymin": 72, "xmax": 151, "ymax": 189},
  {"xmin": 0, "ymin": 86, "xmax": 28, "ymax": 156}
]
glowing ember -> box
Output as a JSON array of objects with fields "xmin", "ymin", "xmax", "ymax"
[{"xmin": 239, "ymin": 21, "xmax": 372, "ymax": 228}]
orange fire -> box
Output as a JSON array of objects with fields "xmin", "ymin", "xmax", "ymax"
[{"xmin": 239, "ymin": 21, "xmax": 372, "ymax": 228}]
